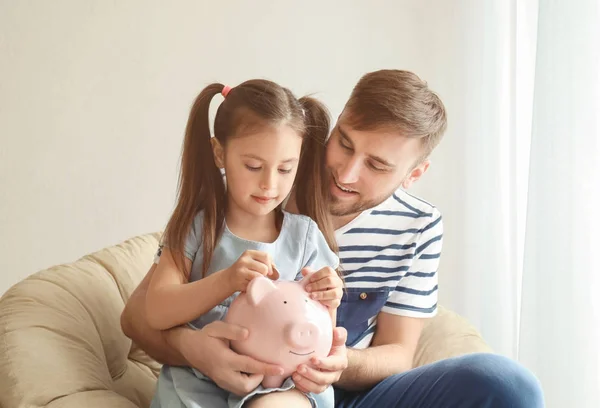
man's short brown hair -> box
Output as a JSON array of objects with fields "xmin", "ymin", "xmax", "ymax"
[{"xmin": 344, "ymin": 69, "xmax": 448, "ymax": 159}]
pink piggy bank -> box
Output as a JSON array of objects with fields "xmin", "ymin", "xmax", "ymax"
[{"xmin": 224, "ymin": 274, "xmax": 333, "ymax": 389}]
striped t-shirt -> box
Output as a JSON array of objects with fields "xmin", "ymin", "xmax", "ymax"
[{"xmin": 335, "ymin": 188, "xmax": 443, "ymax": 349}]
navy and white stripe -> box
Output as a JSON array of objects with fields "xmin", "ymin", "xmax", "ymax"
[{"xmin": 336, "ymin": 189, "xmax": 443, "ymax": 349}]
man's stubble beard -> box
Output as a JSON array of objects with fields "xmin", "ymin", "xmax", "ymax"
[
  {"xmin": 327, "ymin": 173, "xmax": 408, "ymax": 218},
  {"xmin": 329, "ymin": 195, "xmax": 382, "ymax": 217}
]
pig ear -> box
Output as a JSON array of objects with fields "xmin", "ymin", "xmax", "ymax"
[{"xmin": 247, "ymin": 276, "xmax": 277, "ymax": 306}]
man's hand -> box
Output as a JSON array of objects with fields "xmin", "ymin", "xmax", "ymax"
[
  {"xmin": 170, "ymin": 321, "xmax": 284, "ymax": 396},
  {"xmin": 334, "ymin": 313, "xmax": 423, "ymax": 391},
  {"xmin": 292, "ymin": 327, "xmax": 348, "ymax": 394}
]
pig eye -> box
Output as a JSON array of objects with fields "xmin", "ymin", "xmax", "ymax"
[
  {"xmin": 284, "ymin": 301, "xmax": 287, "ymax": 304},
  {"xmin": 305, "ymin": 299, "xmax": 308, "ymax": 303}
]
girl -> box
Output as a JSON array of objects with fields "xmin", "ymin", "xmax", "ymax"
[{"xmin": 147, "ymin": 79, "xmax": 343, "ymax": 408}]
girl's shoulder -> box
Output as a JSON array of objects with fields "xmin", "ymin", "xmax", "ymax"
[
  {"xmin": 281, "ymin": 210, "xmax": 318, "ymax": 236},
  {"xmin": 185, "ymin": 210, "xmax": 209, "ymax": 245},
  {"xmin": 189, "ymin": 209, "xmax": 206, "ymax": 230},
  {"xmin": 192, "ymin": 209, "xmax": 206, "ymax": 222}
]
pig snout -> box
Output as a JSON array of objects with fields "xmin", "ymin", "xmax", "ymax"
[{"xmin": 285, "ymin": 322, "xmax": 320, "ymax": 350}]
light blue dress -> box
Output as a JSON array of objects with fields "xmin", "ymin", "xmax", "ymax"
[{"xmin": 150, "ymin": 210, "xmax": 338, "ymax": 408}]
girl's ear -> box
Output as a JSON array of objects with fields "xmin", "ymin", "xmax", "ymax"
[{"xmin": 211, "ymin": 137, "xmax": 225, "ymax": 168}]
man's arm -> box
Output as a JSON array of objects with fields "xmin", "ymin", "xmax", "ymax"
[
  {"xmin": 121, "ymin": 263, "xmax": 187, "ymax": 365},
  {"xmin": 335, "ymin": 312, "xmax": 424, "ymax": 391},
  {"xmin": 336, "ymin": 209, "xmax": 444, "ymax": 390}
]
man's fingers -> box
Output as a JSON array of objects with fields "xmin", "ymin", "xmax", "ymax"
[
  {"xmin": 293, "ymin": 381, "xmax": 311, "ymax": 394},
  {"xmin": 291, "ymin": 326, "xmax": 348, "ymax": 394},
  {"xmin": 204, "ymin": 321, "xmax": 249, "ymax": 341},
  {"xmin": 292, "ymin": 370, "xmax": 329, "ymax": 394},
  {"xmin": 215, "ymin": 371, "xmax": 264, "ymax": 396},
  {"xmin": 310, "ymin": 354, "xmax": 348, "ymax": 372},
  {"xmin": 309, "ymin": 327, "xmax": 348, "ymax": 370},
  {"xmin": 232, "ymin": 354, "xmax": 284, "ymax": 376},
  {"xmin": 332, "ymin": 326, "xmax": 348, "ymax": 347},
  {"xmin": 299, "ymin": 364, "xmax": 339, "ymax": 384},
  {"xmin": 237, "ymin": 373, "xmax": 265, "ymax": 395}
]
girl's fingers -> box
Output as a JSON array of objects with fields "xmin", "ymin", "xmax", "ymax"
[
  {"xmin": 309, "ymin": 288, "xmax": 342, "ymax": 301},
  {"xmin": 247, "ymin": 260, "xmax": 270, "ymax": 276}
]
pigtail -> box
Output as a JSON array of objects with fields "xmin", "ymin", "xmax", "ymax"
[
  {"xmin": 163, "ymin": 84, "xmax": 227, "ymax": 277},
  {"xmin": 296, "ymin": 97, "xmax": 338, "ymax": 255}
]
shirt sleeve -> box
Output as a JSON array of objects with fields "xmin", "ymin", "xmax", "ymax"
[
  {"xmin": 382, "ymin": 208, "xmax": 443, "ymax": 318},
  {"xmin": 296, "ymin": 219, "xmax": 340, "ymax": 280},
  {"xmin": 154, "ymin": 211, "xmax": 204, "ymax": 264}
]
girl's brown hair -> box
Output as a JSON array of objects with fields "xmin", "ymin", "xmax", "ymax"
[{"xmin": 163, "ymin": 79, "xmax": 336, "ymax": 276}]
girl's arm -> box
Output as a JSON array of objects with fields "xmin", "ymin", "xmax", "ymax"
[{"xmin": 145, "ymin": 248, "xmax": 233, "ymax": 331}]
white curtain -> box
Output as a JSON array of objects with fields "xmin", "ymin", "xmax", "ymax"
[
  {"xmin": 519, "ymin": 1, "xmax": 600, "ymax": 407},
  {"xmin": 413, "ymin": 1, "xmax": 600, "ymax": 406}
]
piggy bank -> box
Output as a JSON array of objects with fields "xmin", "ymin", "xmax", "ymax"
[{"xmin": 224, "ymin": 274, "xmax": 333, "ymax": 389}]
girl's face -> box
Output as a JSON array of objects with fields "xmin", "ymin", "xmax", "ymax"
[{"xmin": 213, "ymin": 123, "xmax": 303, "ymax": 217}]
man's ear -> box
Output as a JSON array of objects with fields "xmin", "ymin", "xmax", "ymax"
[
  {"xmin": 211, "ymin": 137, "xmax": 225, "ymax": 168},
  {"xmin": 402, "ymin": 159, "xmax": 430, "ymax": 189}
]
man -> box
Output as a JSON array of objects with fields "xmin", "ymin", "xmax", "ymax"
[{"xmin": 122, "ymin": 70, "xmax": 544, "ymax": 407}]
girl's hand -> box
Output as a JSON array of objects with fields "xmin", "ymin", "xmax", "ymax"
[
  {"xmin": 301, "ymin": 267, "xmax": 344, "ymax": 309},
  {"xmin": 225, "ymin": 250, "xmax": 278, "ymax": 292}
]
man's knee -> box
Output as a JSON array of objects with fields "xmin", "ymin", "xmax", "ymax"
[{"xmin": 449, "ymin": 353, "xmax": 544, "ymax": 407}]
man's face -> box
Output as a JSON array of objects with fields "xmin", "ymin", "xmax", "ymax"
[{"xmin": 325, "ymin": 112, "xmax": 430, "ymax": 218}]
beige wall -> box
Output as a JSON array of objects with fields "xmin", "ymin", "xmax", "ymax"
[{"xmin": 2, "ymin": 1, "xmax": 458, "ymax": 294}]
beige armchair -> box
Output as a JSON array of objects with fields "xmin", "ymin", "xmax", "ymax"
[{"xmin": 0, "ymin": 233, "xmax": 491, "ymax": 408}]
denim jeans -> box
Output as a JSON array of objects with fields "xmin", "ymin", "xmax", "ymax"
[{"xmin": 335, "ymin": 353, "xmax": 544, "ymax": 408}]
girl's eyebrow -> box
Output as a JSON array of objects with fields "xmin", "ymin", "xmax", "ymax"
[{"xmin": 242, "ymin": 154, "xmax": 298, "ymax": 164}]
